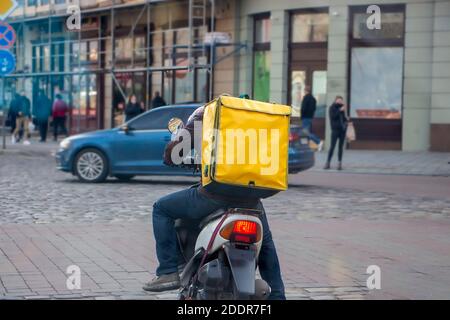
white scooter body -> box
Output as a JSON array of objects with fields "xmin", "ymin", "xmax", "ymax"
[{"xmin": 195, "ymin": 214, "xmax": 263, "ymax": 255}]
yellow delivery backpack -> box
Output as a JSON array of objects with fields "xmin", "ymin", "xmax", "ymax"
[{"xmin": 201, "ymin": 95, "xmax": 291, "ymax": 198}]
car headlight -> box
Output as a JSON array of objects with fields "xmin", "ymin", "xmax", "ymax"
[{"xmin": 60, "ymin": 139, "xmax": 71, "ymax": 150}]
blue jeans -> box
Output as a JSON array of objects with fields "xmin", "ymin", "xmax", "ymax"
[
  {"xmin": 152, "ymin": 186, "xmax": 286, "ymax": 300},
  {"xmin": 301, "ymin": 118, "xmax": 321, "ymax": 145}
]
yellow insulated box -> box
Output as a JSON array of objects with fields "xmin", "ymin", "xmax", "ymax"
[{"xmin": 202, "ymin": 95, "xmax": 291, "ymax": 198}]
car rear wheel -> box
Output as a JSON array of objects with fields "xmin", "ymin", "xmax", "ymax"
[
  {"xmin": 114, "ymin": 174, "xmax": 135, "ymax": 181},
  {"xmin": 74, "ymin": 148, "xmax": 108, "ymax": 183}
]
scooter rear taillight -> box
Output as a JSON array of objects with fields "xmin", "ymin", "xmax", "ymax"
[{"xmin": 220, "ymin": 220, "xmax": 262, "ymax": 244}]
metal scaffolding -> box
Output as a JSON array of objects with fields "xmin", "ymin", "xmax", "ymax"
[{"xmin": 1, "ymin": 0, "xmax": 246, "ymax": 133}]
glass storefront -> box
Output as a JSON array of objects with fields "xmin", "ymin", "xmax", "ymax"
[
  {"xmin": 348, "ymin": 4, "xmax": 405, "ymax": 148},
  {"xmin": 350, "ymin": 47, "xmax": 403, "ymax": 119}
]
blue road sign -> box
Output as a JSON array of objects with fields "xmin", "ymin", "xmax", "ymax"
[
  {"xmin": 0, "ymin": 49, "xmax": 15, "ymax": 75},
  {"xmin": 0, "ymin": 21, "xmax": 16, "ymax": 49}
]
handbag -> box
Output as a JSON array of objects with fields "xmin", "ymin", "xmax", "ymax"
[{"xmin": 346, "ymin": 122, "xmax": 356, "ymax": 142}]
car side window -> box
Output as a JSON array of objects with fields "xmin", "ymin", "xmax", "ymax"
[{"xmin": 128, "ymin": 107, "xmax": 196, "ymax": 131}]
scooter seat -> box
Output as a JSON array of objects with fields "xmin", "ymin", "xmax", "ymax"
[{"xmin": 199, "ymin": 208, "xmax": 227, "ymax": 229}]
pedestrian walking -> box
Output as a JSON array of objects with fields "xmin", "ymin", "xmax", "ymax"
[
  {"xmin": 12, "ymin": 91, "xmax": 32, "ymax": 145},
  {"xmin": 8, "ymin": 93, "xmax": 21, "ymax": 136},
  {"xmin": 33, "ymin": 90, "xmax": 52, "ymax": 142},
  {"xmin": 151, "ymin": 91, "xmax": 167, "ymax": 109},
  {"xmin": 301, "ymin": 85, "xmax": 323, "ymax": 151},
  {"xmin": 324, "ymin": 95, "xmax": 349, "ymax": 171},
  {"xmin": 52, "ymin": 94, "xmax": 69, "ymax": 141},
  {"xmin": 124, "ymin": 94, "xmax": 143, "ymax": 122}
]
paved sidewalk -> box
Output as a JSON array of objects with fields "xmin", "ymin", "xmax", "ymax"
[
  {"xmin": 1, "ymin": 217, "xmax": 449, "ymax": 300},
  {"xmin": 1, "ymin": 149, "xmax": 450, "ymax": 300},
  {"xmin": 314, "ymin": 150, "xmax": 450, "ymax": 176}
]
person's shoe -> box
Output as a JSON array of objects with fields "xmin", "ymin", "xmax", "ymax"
[
  {"xmin": 11, "ymin": 136, "xmax": 16, "ymax": 144},
  {"xmin": 323, "ymin": 161, "xmax": 330, "ymax": 170},
  {"xmin": 143, "ymin": 272, "xmax": 180, "ymax": 292},
  {"xmin": 317, "ymin": 140, "xmax": 324, "ymax": 152},
  {"xmin": 23, "ymin": 140, "xmax": 31, "ymax": 145},
  {"xmin": 337, "ymin": 162, "xmax": 342, "ymax": 170}
]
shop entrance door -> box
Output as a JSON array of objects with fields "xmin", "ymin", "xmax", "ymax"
[{"xmin": 290, "ymin": 59, "xmax": 327, "ymax": 140}]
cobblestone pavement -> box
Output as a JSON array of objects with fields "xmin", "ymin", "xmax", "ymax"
[
  {"xmin": 1, "ymin": 150, "xmax": 450, "ymax": 299},
  {"xmin": 2, "ymin": 139, "xmax": 450, "ymax": 176}
]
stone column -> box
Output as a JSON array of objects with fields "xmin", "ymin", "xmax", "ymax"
[
  {"xmin": 430, "ymin": 0, "xmax": 450, "ymax": 151},
  {"xmin": 402, "ymin": 1, "xmax": 434, "ymax": 151},
  {"xmin": 325, "ymin": 5, "xmax": 349, "ymax": 150},
  {"xmin": 269, "ymin": 10, "xmax": 288, "ymax": 104}
]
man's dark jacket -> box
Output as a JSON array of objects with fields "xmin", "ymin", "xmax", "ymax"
[
  {"xmin": 33, "ymin": 95, "xmax": 52, "ymax": 121},
  {"xmin": 20, "ymin": 95, "xmax": 32, "ymax": 117},
  {"xmin": 301, "ymin": 93, "xmax": 316, "ymax": 119},
  {"xmin": 151, "ymin": 96, "xmax": 167, "ymax": 109},
  {"xmin": 124, "ymin": 102, "xmax": 142, "ymax": 122}
]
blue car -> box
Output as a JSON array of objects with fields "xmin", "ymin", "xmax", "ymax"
[{"xmin": 56, "ymin": 104, "xmax": 314, "ymax": 182}]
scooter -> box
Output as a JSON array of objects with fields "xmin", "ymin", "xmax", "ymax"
[{"xmin": 167, "ymin": 118, "xmax": 271, "ymax": 300}]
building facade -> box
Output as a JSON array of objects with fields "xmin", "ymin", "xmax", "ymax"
[{"xmin": 3, "ymin": 0, "xmax": 450, "ymax": 151}]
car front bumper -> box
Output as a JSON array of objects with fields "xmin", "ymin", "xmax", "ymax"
[{"xmin": 55, "ymin": 148, "xmax": 72, "ymax": 172}]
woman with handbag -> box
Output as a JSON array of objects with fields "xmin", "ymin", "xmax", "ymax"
[{"xmin": 324, "ymin": 96, "xmax": 350, "ymax": 170}]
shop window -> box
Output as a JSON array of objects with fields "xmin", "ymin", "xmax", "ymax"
[
  {"xmin": 349, "ymin": 5, "xmax": 405, "ymax": 120},
  {"xmin": 352, "ymin": 11, "xmax": 404, "ymax": 40},
  {"xmin": 291, "ymin": 13, "xmax": 329, "ymax": 43},
  {"xmin": 255, "ymin": 18, "xmax": 271, "ymax": 44},
  {"xmin": 290, "ymin": 70, "xmax": 306, "ymax": 117},
  {"xmin": 253, "ymin": 51, "xmax": 271, "ymax": 103},
  {"xmin": 115, "ymin": 38, "xmax": 133, "ymax": 60},
  {"xmin": 89, "ymin": 41, "xmax": 98, "ymax": 62},
  {"xmin": 350, "ymin": 47, "xmax": 403, "ymax": 119},
  {"xmin": 253, "ymin": 14, "xmax": 271, "ymax": 102},
  {"xmin": 312, "ymin": 70, "xmax": 327, "ymax": 117},
  {"xmin": 115, "ymin": 36, "xmax": 146, "ymax": 61}
]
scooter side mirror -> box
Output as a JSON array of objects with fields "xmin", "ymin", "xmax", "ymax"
[
  {"xmin": 168, "ymin": 117, "xmax": 184, "ymax": 134},
  {"xmin": 120, "ymin": 124, "xmax": 130, "ymax": 134}
]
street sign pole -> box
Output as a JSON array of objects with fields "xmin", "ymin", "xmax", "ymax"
[{"xmin": 1, "ymin": 76, "xmax": 6, "ymax": 150}]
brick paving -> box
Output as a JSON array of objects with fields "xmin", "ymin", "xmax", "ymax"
[
  {"xmin": 1, "ymin": 218, "xmax": 449, "ymax": 299},
  {"xmin": 1, "ymin": 142, "xmax": 450, "ymax": 299}
]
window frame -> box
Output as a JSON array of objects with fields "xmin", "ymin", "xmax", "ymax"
[
  {"xmin": 347, "ymin": 4, "xmax": 406, "ymax": 121},
  {"xmin": 252, "ymin": 13, "xmax": 271, "ymax": 101},
  {"xmin": 289, "ymin": 7, "xmax": 330, "ymax": 46},
  {"xmin": 349, "ymin": 4, "xmax": 405, "ymax": 47},
  {"xmin": 287, "ymin": 8, "xmax": 329, "ymax": 113}
]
